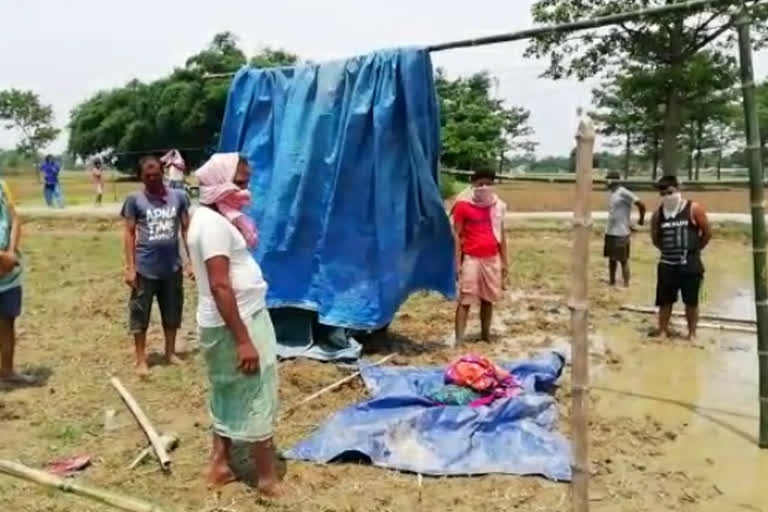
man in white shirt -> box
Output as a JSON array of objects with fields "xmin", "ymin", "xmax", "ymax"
[
  {"xmin": 604, "ymin": 171, "xmax": 646, "ymax": 287},
  {"xmin": 188, "ymin": 153, "xmax": 282, "ymax": 497}
]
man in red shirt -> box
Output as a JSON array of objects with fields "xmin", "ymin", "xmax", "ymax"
[{"xmin": 451, "ymin": 169, "xmax": 508, "ymax": 344}]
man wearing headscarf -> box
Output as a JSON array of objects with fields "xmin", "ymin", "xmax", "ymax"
[
  {"xmin": 187, "ymin": 153, "xmax": 281, "ymax": 496},
  {"xmin": 160, "ymin": 149, "xmax": 187, "ymax": 191}
]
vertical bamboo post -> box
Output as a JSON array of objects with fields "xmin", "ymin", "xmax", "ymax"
[
  {"xmin": 570, "ymin": 110, "xmax": 594, "ymax": 510},
  {"xmin": 736, "ymin": 8, "xmax": 768, "ymax": 448}
]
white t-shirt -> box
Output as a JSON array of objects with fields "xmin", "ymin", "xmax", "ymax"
[
  {"xmin": 606, "ymin": 186, "xmax": 639, "ymax": 237},
  {"xmin": 188, "ymin": 206, "xmax": 267, "ymax": 328},
  {"xmin": 166, "ymin": 165, "xmax": 185, "ymax": 182}
]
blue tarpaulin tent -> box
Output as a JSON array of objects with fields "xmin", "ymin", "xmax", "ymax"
[{"xmin": 218, "ymin": 48, "xmax": 455, "ymax": 331}]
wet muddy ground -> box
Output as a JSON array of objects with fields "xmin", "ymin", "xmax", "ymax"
[{"xmin": 0, "ymin": 219, "xmax": 765, "ymax": 511}]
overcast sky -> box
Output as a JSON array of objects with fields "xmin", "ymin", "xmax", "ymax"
[{"xmin": 2, "ymin": 0, "xmax": 767, "ymax": 157}]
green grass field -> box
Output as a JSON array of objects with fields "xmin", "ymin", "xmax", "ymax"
[{"xmin": 2, "ymin": 170, "xmax": 139, "ymax": 207}]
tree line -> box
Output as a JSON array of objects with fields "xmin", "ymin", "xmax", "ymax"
[{"xmin": 3, "ymin": 1, "xmax": 768, "ymax": 177}]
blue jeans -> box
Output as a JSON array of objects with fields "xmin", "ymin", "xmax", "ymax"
[{"xmin": 43, "ymin": 183, "xmax": 64, "ymax": 208}]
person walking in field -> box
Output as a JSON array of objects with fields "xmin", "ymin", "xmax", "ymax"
[
  {"xmin": 452, "ymin": 169, "xmax": 508, "ymax": 344},
  {"xmin": 91, "ymin": 158, "xmax": 105, "ymax": 206},
  {"xmin": 0, "ymin": 179, "xmax": 27, "ymax": 383},
  {"xmin": 604, "ymin": 171, "xmax": 646, "ymax": 287},
  {"xmin": 121, "ymin": 156, "xmax": 191, "ymax": 376},
  {"xmin": 187, "ymin": 153, "xmax": 282, "ymax": 496},
  {"xmin": 39, "ymin": 155, "xmax": 64, "ymax": 208},
  {"xmin": 650, "ymin": 175, "xmax": 712, "ymax": 340}
]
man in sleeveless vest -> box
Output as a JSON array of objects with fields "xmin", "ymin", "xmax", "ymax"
[{"xmin": 650, "ymin": 176, "xmax": 712, "ymax": 340}]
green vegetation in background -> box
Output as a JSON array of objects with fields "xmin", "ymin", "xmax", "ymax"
[
  {"xmin": 526, "ymin": 0, "xmax": 768, "ymax": 177},
  {"xmin": 440, "ymin": 172, "xmax": 461, "ymax": 199},
  {"xmin": 68, "ymin": 33, "xmax": 297, "ymax": 173}
]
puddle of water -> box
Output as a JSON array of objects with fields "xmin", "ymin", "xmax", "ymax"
[{"xmin": 597, "ymin": 287, "xmax": 767, "ymax": 510}]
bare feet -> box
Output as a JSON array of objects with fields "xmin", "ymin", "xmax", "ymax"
[
  {"xmin": 165, "ymin": 354, "xmax": 183, "ymax": 366},
  {"xmin": 257, "ymin": 479, "xmax": 285, "ymax": 499},
  {"xmin": 648, "ymin": 328, "xmax": 682, "ymax": 339},
  {"xmin": 207, "ymin": 464, "xmax": 237, "ymax": 488},
  {"xmin": 135, "ymin": 361, "xmax": 150, "ymax": 377}
]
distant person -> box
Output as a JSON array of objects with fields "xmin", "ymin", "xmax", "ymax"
[
  {"xmin": 451, "ymin": 169, "xmax": 508, "ymax": 344},
  {"xmin": 0, "ymin": 179, "xmax": 26, "ymax": 383},
  {"xmin": 91, "ymin": 159, "xmax": 105, "ymax": 206},
  {"xmin": 121, "ymin": 156, "xmax": 191, "ymax": 376},
  {"xmin": 604, "ymin": 171, "xmax": 646, "ymax": 287},
  {"xmin": 188, "ymin": 153, "xmax": 281, "ymax": 495},
  {"xmin": 39, "ymin": 155, "xmax": 64, "ymax": 208},
  {"xmin": 161, "ymin": 149, "xmax": 187, "ymax": 191},
  {"xmin": 650, "ymin": 176, "xmax": 712, "ymax": 340}
]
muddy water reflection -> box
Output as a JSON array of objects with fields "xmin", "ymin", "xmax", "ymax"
[{"xmin": 596, "ymin": 288, "xmax": 766, "ymax": 511}]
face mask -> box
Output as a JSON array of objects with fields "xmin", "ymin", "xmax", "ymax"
[
  {"xmin": 472, "ymin": 185, "xmax": 494, "ymax": 205},
  {"xmin": 662, "ymin": 192, "xmax": 682, "ymax": 213},
  {"xmin": 145, "ymin": 180, "xmax": 166, "ymax": 197}
]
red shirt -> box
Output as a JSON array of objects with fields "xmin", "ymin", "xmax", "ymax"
[{"xmin": 452, "ymin": 201, "xmax": 499, "ymax": 258}]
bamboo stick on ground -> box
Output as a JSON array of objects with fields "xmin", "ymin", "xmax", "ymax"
[
  {"xmin": 621, "ymin": 304, "xmax": 756, "ymax": 326},
  {"xmin": 110, "ymin": 377, "xmax": 172, "ymax": 472},
  {"xmin": 670, "ymin": 320, "xmax": 757, "ymax": 335},
  {"xmin": 129, "ymin": 433, "xmax": 179, "ymax": 470},
  {"xmin": 570, "ymin": 110, "xmax": 594, "ymax": 512},
  {"xmin": 0, "ymin": 460, "xmax": 171, "ymax": 512},
  {"xmin": 281, "ymin": 354, "xmax": 395, "ymax": 419}
]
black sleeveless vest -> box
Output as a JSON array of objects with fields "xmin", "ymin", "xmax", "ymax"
[{"xmin": 657, "ymin": 201, "xmax": 702, "ymax": 269}]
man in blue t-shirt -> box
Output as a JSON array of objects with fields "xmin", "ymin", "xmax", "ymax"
[
  {"xmin": 121, "ymin": 155, "xmax": 191, "ymax": 376},
  {"xmin": 39, "ymin": 155, "xmax": 64, "ymax": 208}
]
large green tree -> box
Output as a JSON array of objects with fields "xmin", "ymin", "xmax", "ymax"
[
  {"xmin": 526, "ymin": 0, "xmax": 767, "ymax": 176},
  {"xmin": 68, "ymin": 33, "xmax": 297, "ymax": 171},
  {"xmin": 436, "ymin": 70, "xmax": 536, "ymax": 171},
  {"xmin": 592, "ymin": 51, "xmax": 737, "ymax": 179},
  {"xmin": 0, "ymin": 89, "xmax": 60, "ymax": 159}
]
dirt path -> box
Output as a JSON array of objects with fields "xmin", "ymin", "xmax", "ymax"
[{"xmin": 16, "ymin": 203, "xmax": 761, "ymax": 224}]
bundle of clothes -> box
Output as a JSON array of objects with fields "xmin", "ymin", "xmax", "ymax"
[{"xmin": 425, "ymin": 354, "xmax": 522, "ymax": 407}]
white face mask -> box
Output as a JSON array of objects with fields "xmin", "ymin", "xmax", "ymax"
[
  {"xmin": 662, "ymin": 191, "xmax": 682, "ymax": 214},
  {"xmin": 472, "ymin": 185, "xmax": 494, "ymax": 205}
]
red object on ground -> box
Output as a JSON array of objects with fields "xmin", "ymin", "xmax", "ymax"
[{"xmin": 46, "ymin": 455, "xmax": 91, "ymax": 476}]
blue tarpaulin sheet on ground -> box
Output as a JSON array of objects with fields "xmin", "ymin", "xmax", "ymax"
[
  {"xmin": 269, "ymin": 308, "xmax": 362, "ymax": 361},
  {"xmin": 285, "ymin": 351, "xmax": 572, "ymax": 480},
  {"xmin": 219, "ymin": 48, "xmax": 455, "ymax": 330}
]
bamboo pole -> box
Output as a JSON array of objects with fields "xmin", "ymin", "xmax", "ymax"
[
  {"xmin": 570, "ymin": 111, "xmax": 594, "ymax": 512},
  {"xmin": 427, "ymin": 0, "xmax": 735, "ymax": 52},
  {"xmin": 671, "ymin": 320, "xmax": 757, "ymax": 334},
  {"xmin": 621, "ymin": 304, "xmax": 756, "ymax": 326},
  {"xmin": 129, "ymin": 433, "xmax": 179, "ymax": 470},
  {"xmin": 203, "ymin": 0, "xmax": 739, "ymax": 81},
  {"xmin": 735, "ymin": 7, "xmax": 768, "ymax": 448},
  {"xmin": 110, "ymin": 378, "xmax": 172, "ymax": 471},
  {"xmin": 0, "ymin": 460, "xmax": 171, "ymax": 512},
  {"xmin": 280, "ymin": 354, "xmax": 395, "ymax": 419}
]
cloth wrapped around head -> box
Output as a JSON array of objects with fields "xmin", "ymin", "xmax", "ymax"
[
  {"xmin": 195, "ymin": 153, "xmax": 258, "ymax": 248},
  {"xmin": 160, "ymin": 149, "xmax": 186, "ymax": 171}
]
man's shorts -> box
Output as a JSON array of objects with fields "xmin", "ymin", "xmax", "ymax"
[
  {"xmin": 655, "ymin": 263, "xmax": 703, "ymax": 307},
  {"xmin": 0, "ymin": 286, "xmax": 22, "ymax": 319},
  {"xmin": 603, "ymin": 235, "xmax": 630, "ymax": 262},
  {"xmin": 129, "ymin": 271, "xmax": 183, "ymax": 333}
]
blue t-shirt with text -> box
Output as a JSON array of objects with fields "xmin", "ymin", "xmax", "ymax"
[{"xmin": 121, "ymin": 189, "xmax": 188, "ymax": 279}]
